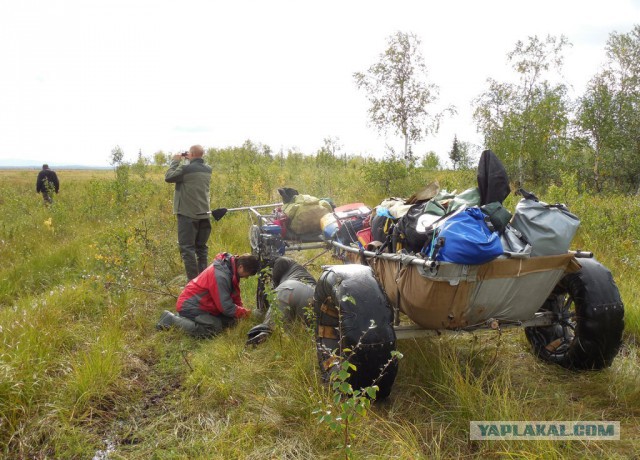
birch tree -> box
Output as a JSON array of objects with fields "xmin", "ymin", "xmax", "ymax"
[
  {"xmin": 473, "ymin": 35, "xmax": 571, "ymax": 186},
  {"xmin": 354, "ymin": 31, "xmax": 450, "ymax": 167}
]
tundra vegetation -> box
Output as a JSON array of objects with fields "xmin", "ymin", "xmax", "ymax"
[
  {"xmin": 0, "ymin": 148, "xmax": 638, "ymax": 458},
  {"xmin": 2, "ymin": 24, "xmax": 640, "ymax": 459}
]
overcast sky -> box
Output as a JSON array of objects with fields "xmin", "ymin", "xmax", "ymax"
[{"xmin": 1, "ymin": 0, "xmax": 639, "ymax": 167}]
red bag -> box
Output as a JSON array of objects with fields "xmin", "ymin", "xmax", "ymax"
[{"xmin": 356, "ymin": 228, "xmax": 372, "ymax": 247}]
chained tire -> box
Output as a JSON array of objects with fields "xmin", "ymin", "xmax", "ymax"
[
  {"xmin": 525, "ymin": 258, "xmax": 624, "ymax": 370},
  {"xmin": 249, "ymin": 225, "xmax": 261, "ymax": 255},
  {"xmin": 314, "ymin": 264, "xmax": 398, "ymax": 399}
]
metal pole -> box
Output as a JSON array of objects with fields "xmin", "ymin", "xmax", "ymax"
[
  {"xmin": 228, "ymin": 203, "xmax": 283, "ymax": 212},
  {"xmin": 330, "ymin": 241, "xmax": 436, "ymax": 268}
]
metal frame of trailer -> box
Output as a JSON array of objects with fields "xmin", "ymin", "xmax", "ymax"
[{"xmin": 238, "ymin": 203, "xmax": 594, "ymax": 340}]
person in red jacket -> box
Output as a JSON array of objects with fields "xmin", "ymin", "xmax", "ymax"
[{"xmin": 156, "ymin": 252, "xmax": 260, "ymax": 338}]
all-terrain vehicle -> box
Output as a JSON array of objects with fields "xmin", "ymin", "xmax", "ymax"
[{"xmin": 228, "ymin": 191, "xmax": 624, "ymax": 400}]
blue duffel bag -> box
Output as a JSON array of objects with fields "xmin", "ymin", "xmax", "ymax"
[{"xmin": 430, "ymin": 207, "xmax": 503, "ymax": 264}]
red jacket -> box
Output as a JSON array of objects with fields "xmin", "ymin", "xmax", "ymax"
[{"xmin": 176, "ymin": 253, "xmax": 250, "ymax": 318}]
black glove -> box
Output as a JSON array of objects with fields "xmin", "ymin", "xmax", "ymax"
[
  {"xmin": 211, "ymin": 208, "xmax": 228, "ymax": 221},
  {"xmin": 246, "ymin": 324, "xmax": 272, "ymax": 346}
]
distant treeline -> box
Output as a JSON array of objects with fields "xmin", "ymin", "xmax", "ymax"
[{"xmin": 141, "ymin": 25, "xmax": 640, "ymax": 195}]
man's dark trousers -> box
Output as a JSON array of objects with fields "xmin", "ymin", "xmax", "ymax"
[{"xmin": 177, "ymin": 214, "xmax": 212, "ymax": 279}]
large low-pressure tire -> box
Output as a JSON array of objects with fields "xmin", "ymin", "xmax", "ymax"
[
  {"xmin": 525, "ymin": 258, "xmax": 624, "ymax": 370},
  {"xmin": 314, "ymin": 265, "xmax": 398, "ymax": 399}
]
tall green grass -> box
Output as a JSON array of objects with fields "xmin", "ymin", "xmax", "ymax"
[{"xmin": 0, "ymin": 163, "xmax": 638, "ymax": 458}]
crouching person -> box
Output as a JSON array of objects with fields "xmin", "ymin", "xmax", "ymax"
[
  {"xmin": 157, "ymin": 253, "xmax": 260, "ymax": 338},
  {"xmin": 246, "ymin": 256, "xmax": 317, "ymax": 345}
]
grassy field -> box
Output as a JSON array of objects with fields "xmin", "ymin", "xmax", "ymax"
[{"xmin": 0, "ymin": 163, "xmax": 638, "ymax": 459}]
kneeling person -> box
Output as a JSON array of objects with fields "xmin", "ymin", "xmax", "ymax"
[
  {"xmin": 247, "ymin": 256, "xmax": 316, "ymax": 345},
  {"xmin": 157, "ymin": 253, "xmax": 260, "ymax": 338}
]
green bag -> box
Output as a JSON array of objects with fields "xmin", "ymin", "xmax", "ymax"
[
  {"xmin": 481, "ymin": 201, "xmax": 512, "ymax": 234},
  {"xmin": 283, "ymin": 194, "xmax": 332, "ymax": 234}
]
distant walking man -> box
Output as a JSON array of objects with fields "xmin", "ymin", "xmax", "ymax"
[
  {"xmin": 36, "ymin": 164, "xmax": 59, "ymax": 205},
  {"xmin": 165, "ymin": 145, "xmax": 213, "ymax": 280}
]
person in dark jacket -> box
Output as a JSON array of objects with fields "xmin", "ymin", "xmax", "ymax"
[
  {"xmin": 246, "ymin": 256, "xmax": 317, "ymax": 346},
  {"xmin": 156, "ymin": 253, "xmax": 260, "ymax": 338},
  {"xmin": 36, "ymin": 164, "xmax": 59, "ymax": 204},
  {"xmin": 165, "ymin": 145, "xmax": 213, "ymax": 280}
]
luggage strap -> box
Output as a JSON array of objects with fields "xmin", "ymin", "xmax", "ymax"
[
  {"xmin": 322, "ymin": 357, "xmax": 340, "ymax": 371},
  {"xmin": 320, "ymin": 302, "xmax": 339, "ymax": 318},
  {"xmin": 317, "ymin": 325, "xmax": 338, "ymax": 340}
]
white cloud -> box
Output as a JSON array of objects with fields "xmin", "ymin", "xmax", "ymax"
[{"xmin": 0, "ymin": 0, "xmax": 638, "ymax": 166}]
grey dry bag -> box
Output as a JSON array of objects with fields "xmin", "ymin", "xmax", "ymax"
[{"xmin": 511, "ymin": 191, "xmax": 580, "ymax": 257}]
